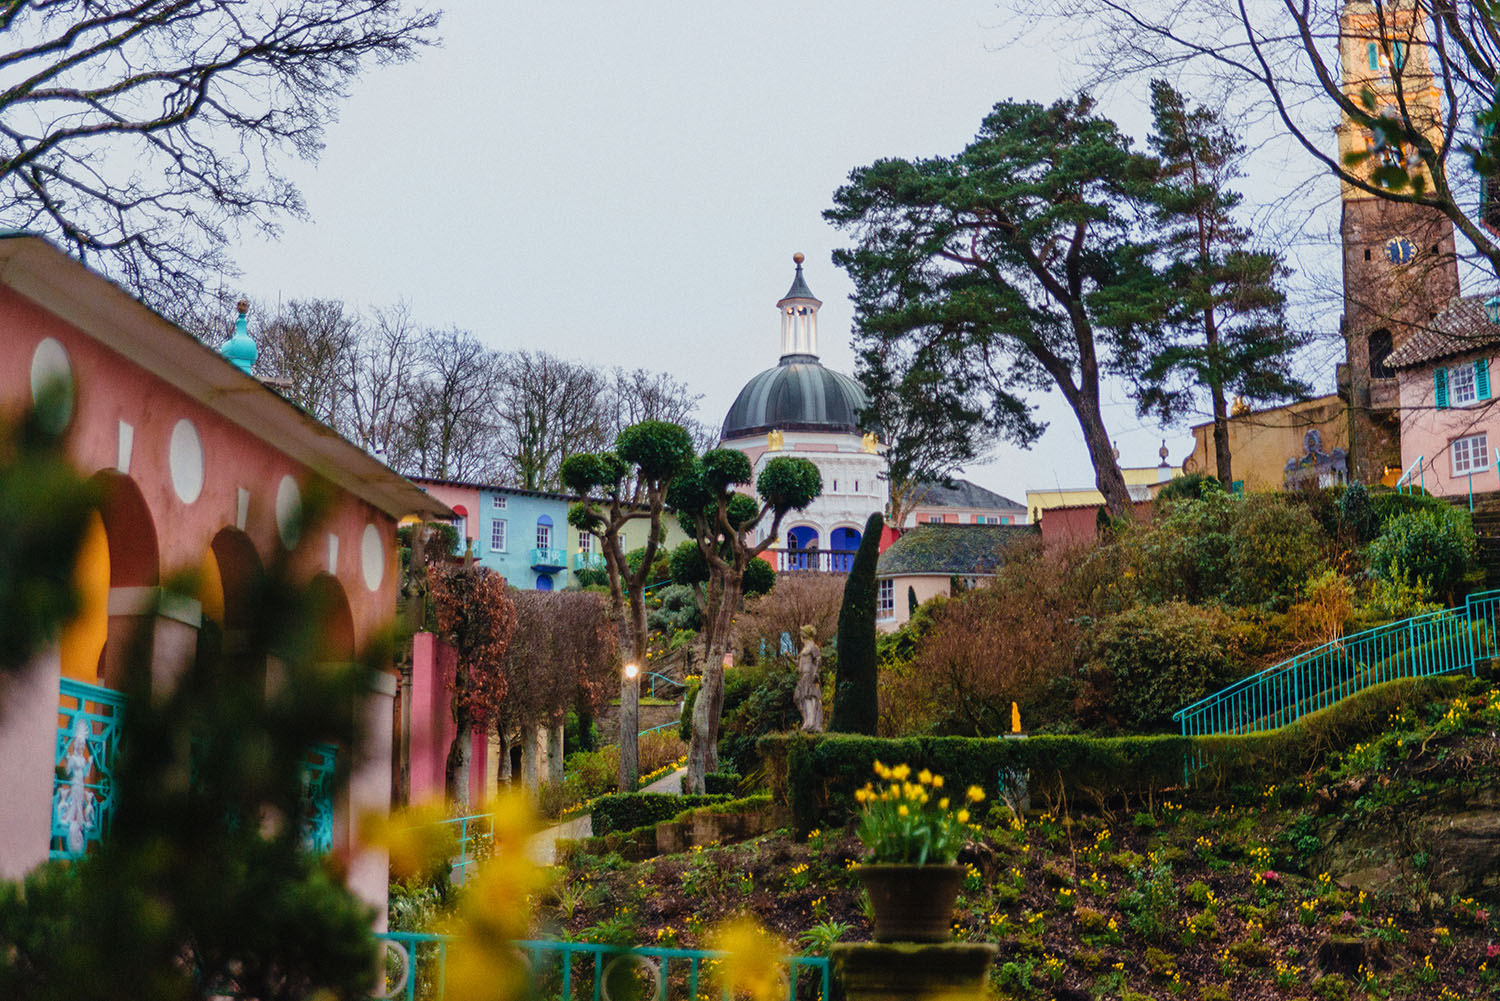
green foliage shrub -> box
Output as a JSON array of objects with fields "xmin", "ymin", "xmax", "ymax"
[
  {"xmin": 1225, "ymin": 494, "xmax": 1326, "ymax": 608},
  {"xmin": 1368, "ymin": 488, "xmax": 1452, "ymax": 526},
  {"xmin": 1338, "ymin": 482, "xmax": 1379, "ymax": 544},
  {"xmin": 647, "ymin": 583, "xmax": 701, "ymax": 633},
  {"xmin": 1131, "ymin": 490, "xmax": 1237, "ymax": 603},
  {"xmin": 626, "ymin": 545, "xmax": 672, "ymax": 584},
  {"xmin": 831, "ymin": 512, "xmax": 882, "ymax": 734},
  {"xmin": 1366, "ymin": 506, "xmax": 1477, "ymax": 599},
  {"xmin": 1077, "ymin": 601, "xmax": 1244, "ymax": 733},
  {"xmin": 1157, "ymin": 472, "xmax": 1224, "ymax": 502},
  {"xmin": 589, "ymin": 792, "xmax": 730, "ymax": 837}
]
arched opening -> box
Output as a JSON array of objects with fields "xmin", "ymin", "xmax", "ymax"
[
  {"xmin": 1369, "ymin": 329, "xmax": 1394, "ymax": 379},
  {"xmin": 535, "ymin": 574, "xmax": 553, "ymax": 592},
  {"xmin": 786, "ymin": 525, "xmax": 819, "ymax": 571},
  {"xmin": 830, "ymin": 526, "xmax": 862, "ymax": 572},
  {"xmin": 90, "ymin": 472, "xmax": 160, "ymax": 690},
  {"xmin": 306, "ymin": 573, "xmax": 355, "ymax": 665},
  {"xmin": 202, "ymin": 528, "xmax": 266, "ymax": 670},
  {"xmin": 450, "ymin": 505, "xmax": 469, "ymax": 556},
  {"xmin": 58, "ymin": 510, "xmax": 109, "ymax": 682}
]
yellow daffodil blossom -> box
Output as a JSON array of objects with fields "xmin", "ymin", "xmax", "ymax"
[
  {"xmin": 966, "ymin": 785, "xmax": 986, "ymax": 803},
  {"xmin": 892, "ymin": 764, "xmax": 911, "ymax": 780},
  {"xmin": 956, "ymin": 809, "xmax": 970, "ymax": 824},
  {"xmin": 918, "ymin": 768, "xmax": 933, "ymax": 785},
  {"xmin": 931, "ymin": 775, "xmax": 944, "ymax": 789}
]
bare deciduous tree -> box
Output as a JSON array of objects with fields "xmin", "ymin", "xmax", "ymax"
[
  {"xmin": 0, "ymin": 1, "xmax": 439, "ymax": 310},
  {"xmin": 493, "ymin": 352, "xmax": 612, "ymax": 490}
]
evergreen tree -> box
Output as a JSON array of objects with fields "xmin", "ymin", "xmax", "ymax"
[
  {"xmin": 830, "ymin": 512, "xmax": 883, "ymax": 734},
  {"xmin": 826, "ymin": 96, "xmax": 1169, "ymax": 517},
  {"xmin": 1133, "ymin": 81, "xmax": 1309, "ymax": 487}
]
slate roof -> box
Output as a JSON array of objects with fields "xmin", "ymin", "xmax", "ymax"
[
  {"xmin": 876, "ymin": 523, "xmax": 1039, "ymax": 577},
  {"xmin": 780, "ymin": 261, "xmax": 820, "ymax": 303},
  {"xmin": 911, "ymin": 478, "xmax": 1025, "ymax": 511},
  {"xmin": 1386, "ymin": 295, "xmax": 1500, "ymax": 369},
  {"xmin": 720, "ymin": 359, "xmax": 869, "ymax": 440}
]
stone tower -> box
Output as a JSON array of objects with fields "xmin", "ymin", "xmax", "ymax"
[{"xmin": 1338, "ymin": 0, "xmax": 1460, "ymax": 483}]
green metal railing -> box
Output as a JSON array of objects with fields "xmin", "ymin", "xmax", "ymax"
[
  {"xmin": 1396, "ymin": 455, "xmax": 1425, "ymax": 495},
  {"xmin": 644, "ymin": 671, "xmax": 686, "ymax": 700},
  {"xmin": 1174, "ymin": 589, "xmax": 1500, "ymax": 737},
  {"xmin": 52, "ymin": 678, "xmax": 126, "ymax": 860},
  {"xmin": 372, "ymin": 933, "xmax": 832, "ymax": 1001},
  {"xmin": 433, "ymin": 813, "xmax": 494, "ymax": 883}
]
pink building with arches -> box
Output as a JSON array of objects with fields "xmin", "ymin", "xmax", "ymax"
[{"xmin": 0, "ymin": 234, "xmax": 448, "ymax": 921}]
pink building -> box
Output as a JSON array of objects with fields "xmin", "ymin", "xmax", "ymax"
[
  {"xmin": 0, "ymin": 234, "xmax": 448, "ymax": 923},
  {"xmin": 1389, "ymin": 296, "xmax": 1500, "ymax": 500}
]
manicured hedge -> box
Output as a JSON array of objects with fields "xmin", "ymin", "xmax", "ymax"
[
  {"xmin": 760, "ymin": 676, "xmax": 1469, "ymax": 833},
  {"xmin": 590, "ymin": 792, "xmax": 730, "ymax": 837}
]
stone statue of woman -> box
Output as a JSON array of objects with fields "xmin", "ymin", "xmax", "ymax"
[{"xmin": 795, "ymin": 624, "xmax": 823, "ymax": 732}]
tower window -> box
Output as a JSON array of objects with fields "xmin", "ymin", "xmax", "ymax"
[
  {"xmin": 1369, "ymin": 329, "xmax": 1393, "ymax": 379},
  {"xmin": 1393, "ymin": 42, "xmax": 1406, "ymax": 70},
  {"xmin": 1368, "ymin": 42, "xmax": 1379, "ymax": 71},
  {"xmin": 1365, "ymin": 249, "xmax": 1372, "ymax": 261}
]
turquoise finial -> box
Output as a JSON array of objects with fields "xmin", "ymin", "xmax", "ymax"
[{"xmin": 220, "ymin": 298, "xmax": 257, "ymax": 374}]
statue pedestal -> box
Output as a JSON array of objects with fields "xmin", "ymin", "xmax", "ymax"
[{"xmin": 831, "ymin": 942, "xmax": 997, "ymax": 1001}]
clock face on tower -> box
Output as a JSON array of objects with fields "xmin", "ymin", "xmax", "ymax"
[{"xmin": 1384, "ymin": 235, "xmax": 1418, "ymax": 266}]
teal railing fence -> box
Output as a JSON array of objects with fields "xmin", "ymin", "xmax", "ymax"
[
  {"xmin": 373, "ymin": 933, "xmax": 831, "ymax": 1001},
  {"xmin": 644, "ymin": 671, "xmax": 686, "ymax": 700},
  {"xmin": 52, "ymin": 678, "xmax": 126, "ymax": 860},
  {"xmin": 1174, "ymin": 589, "xmax": 1500, "ymax": 738},
  {"xmin": 433, "ymin": 812, "xmax": 494, "ymax": 884},
  {"xmin": 1396, "ymin": 455, "xmax": 1425, "ymax": 494}
]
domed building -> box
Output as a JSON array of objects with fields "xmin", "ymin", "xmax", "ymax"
[{"xmin": 720, "ymin": 255, "xmax": 887, "ymax": 571}]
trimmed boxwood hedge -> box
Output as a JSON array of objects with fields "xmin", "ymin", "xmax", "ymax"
[
  {"xmin": 760, "ymin": 676, "xmax": 1469, "ymax": 834},
  {"xmin": 589, "ymin": 792, "xmax": 731, "ymax": 837}
]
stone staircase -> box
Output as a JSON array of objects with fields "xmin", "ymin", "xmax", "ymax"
[{"xmin": 1449, "ymin": 491, "xmax": 1500, "ymax": 585}]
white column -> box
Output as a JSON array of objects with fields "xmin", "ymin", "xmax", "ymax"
[
  {"xmin": 347, "ymin": 671, "xmax": 397, "ymax": 931},
  {"xmin": 0, "ymin": 646, "xmax": 61, "ymax": 879}
]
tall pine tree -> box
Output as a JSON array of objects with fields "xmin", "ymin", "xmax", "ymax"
[{"xmin": 1133, "ymin": 81, "xmax": 1309, "ymax": 486}]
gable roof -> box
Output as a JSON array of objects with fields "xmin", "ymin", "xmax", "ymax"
[
  {"xmin": 876, "ymin": 523, "xmax": 1039, "ymax": 577},
  {"xmin": 0, "ymin": 233, "xmax": 450, "ymax": 521},
  {"xmin": 911, "ymin": 478, "xmax": 1024, "ymax": 511},
  {"xmin": 1386, "ymin": 294, "xmax": 1500, "ymax": 370}
]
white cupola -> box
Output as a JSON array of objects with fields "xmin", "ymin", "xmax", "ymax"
[{"xmin": 777, "ymin": 252, "xmax": 822, "ymax": 359}]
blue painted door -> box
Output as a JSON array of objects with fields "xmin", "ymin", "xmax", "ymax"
[{"xmin": 830, "ymin": 527, "xmax": 862, "ymax": 572}]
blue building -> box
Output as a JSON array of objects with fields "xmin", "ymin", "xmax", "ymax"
[{"xmin": 411, "ymin": 478, "xmax": 576, "ymax": 591}]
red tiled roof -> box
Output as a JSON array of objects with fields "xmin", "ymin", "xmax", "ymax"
[{"xmin": 1386, "ymin": 295, "xmax": 1500, "ymax": 369}]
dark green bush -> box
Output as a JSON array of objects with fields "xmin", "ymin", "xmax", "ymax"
[
  {"xmin": 1076, "ymin": 602, "xmax": 1245, "ymax": 734},
  {"xmin": 647, "ymin": 583, "xmax": 701, "ymax": 633},
  {"xmin": 589, "ymin": 792, "xmax": 730, "ymax": 837},
  {"xmin": 1338, "ymin": 482, "xmax": 1379, "ymax": 544},
  {"xmin": 703, "ymin": 771, "xmax": 741, "ymax": 795},
  {"xmin": 1366, "ymin": 506, "xmax": 1477, "ymax": 599},
  {"xmin": 1224, "ymin": 494, "xmax": 1326, "ymax": 608},
  {"xmin": 1368, "ymin": 488, "xmax": 1452, "ymax": 526},
  {"xmin": 1157, "ymin": 472, "xmax": 1224, "ymax": 502}
]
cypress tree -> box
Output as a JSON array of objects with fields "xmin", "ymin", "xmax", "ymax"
[{"xmin": 831, "ymin": 511, "xmax": 883, "ymax": 734}]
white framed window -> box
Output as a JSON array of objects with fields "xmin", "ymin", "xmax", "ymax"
[
  {"xmin": 877, "ymin": 578, "xmax": 895, "ymax": 619},
  {"xmin": 854, "ymin": 480, "xmax": 860, "ymax": 492},
  {"xmin": 1451, "ymin": 364, "xmax": 1478, "ymax": 406},
  {"xmin": 536, "ymin": 524, "xmax": 552, "ymax": 549},
  {"xmin": 1452, "ymin": 432, "xmax": 1490, "ymax": 475},
  {"xmin": 491, "ymin": 495, "xmax": 507, "ymax": 510},
  {"xmin": 578, "ymin": 531, "xmax": 591, "ymax": 554},
  {"xmin": 831, "ymin": 479, "xmax": 838, "ymax": 493},
  {"xmin": 490, "ymin": 519, "xmax": 506, "ymax": 552}
]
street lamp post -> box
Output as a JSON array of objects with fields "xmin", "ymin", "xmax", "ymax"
[{"xmin": 619, "ymin": 662, "xmax": 640, "ymax": 791}]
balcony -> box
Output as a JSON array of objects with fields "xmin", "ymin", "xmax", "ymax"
[
  {"xmin": 768, "ymin": 548, "xmax": 859, "ymax": 573},
  {"xmin": 529, "ymin": 546, "xmax": 567, "ymax": 571},
  {"xmin": 574, "ymin": 551, "xmax": 605, "ymax": 572}
]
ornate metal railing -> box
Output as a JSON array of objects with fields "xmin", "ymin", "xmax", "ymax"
[
  {"xmin": 299, "ymin": 743, "xmax": 337, "ymax": 854},
  {"xmin": 52, "ymin": 678, "xmax": 126, "ymax": 860},
  {"xmin": 372, "ymin": 933, "xmax": 832, "ymax": 1001},
  {"xmin": 574, "ymin": 552, "xmax": 606, "ymax": 572},
  {"xmin": 530, "ymin": 547, "xmax": 568, "ymax": 570},
  {"xmin": 767, "ymin": 549, "xmax": 859, "ymax": 573},
  {"xmin": 1175, "ymin": 589, "xmax": 1500, "ymax": 737},
  {"xmin": 431, "ymin": 812, "xmax": 494, "ymax": 884},
  {"xmin": 644, "ymin": 671, "xmax": 685, "ymax": 700}
]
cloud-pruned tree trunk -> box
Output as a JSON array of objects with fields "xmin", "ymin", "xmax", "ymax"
[{"xmin": 668, "ymin": 450, "xmax": 823, "ymax": 793}]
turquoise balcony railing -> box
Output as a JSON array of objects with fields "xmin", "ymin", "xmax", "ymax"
[
  {"xmin": 574, "ymin": 552, "xmax": 606, "ymax": 572},
  {"xmin": 52, "ymin": 678, "xmax": 126, "ymax": 860},
  {"xmin": 1175, "ymin": 589, "xmax": 1500, "ymax": 738},
  {"xmin": 530, "ymin": 547, "xmax": 567, "ymax": 570},
  {"xmin": 299, "ymin": 743, "xmax": 337, "ymax": 854},
  {"xmin": 372, "ymin": 932, "xmax": 832, "ymax": 1001}
]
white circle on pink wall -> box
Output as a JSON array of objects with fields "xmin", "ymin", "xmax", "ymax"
[
  {"xmin": 168, "ymin": 419, "xmax": 204, "ymax": 503},
  {"xmin": 276, "ymin": 476, "xmax": 302, "ymax": 549},
  {"xmin": 361, "ymin": 524, "xmax": 384, "ymax": 591},
  {"xmin": 29, "ymin": 338, "xmax": 74, "ymax": 433}
]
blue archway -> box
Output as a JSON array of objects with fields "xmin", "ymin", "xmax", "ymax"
[
  {"xmin": 786, "ymin": 525, "xmax": 819, "ymax": 571},
  {"xmin": 535, "ymin": 574, "xmax": 553, "ymax": 591},
  {"xmin": 830, "ymin": 526, "xmax": 862, "ymax": 572}
]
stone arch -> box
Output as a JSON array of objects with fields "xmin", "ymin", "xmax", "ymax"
[
  {"xmin": 784, "ymin": 524, "xmax": 820, "ymax": 572},
  {"xmin": 209, "ymin": 528, "xmax": 264, "ymax": 632},
  {"xmin": 829, "ymin": 525, "xmax": 863, "ymax": 573}
]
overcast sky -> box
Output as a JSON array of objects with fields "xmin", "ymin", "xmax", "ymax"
[{"xmin": 233, "ymin": 0, "xmax": 1355, "ymax": 502}]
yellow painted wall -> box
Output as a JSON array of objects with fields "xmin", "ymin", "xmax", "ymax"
[
  {"xmin": 198, "ymin": 547, "xmax": 225, "ymax": 626},
  {"xmin": 1025, "ymin": 466, "xmax": 1182, "ymax": 520},
  {"xmin": 58, "ymin": 511, "xmax": 108, "ymax": 682},
  {"xmin": 1180, "ymin": 395, "xmax": 1348, "ymax": 493}
]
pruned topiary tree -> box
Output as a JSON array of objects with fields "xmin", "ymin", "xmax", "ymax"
[{"xmin": 830, "ymin": 512, "xmax": 883, "ymax": 734}]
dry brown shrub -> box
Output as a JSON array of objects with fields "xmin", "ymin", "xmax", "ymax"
[
  {"xmin": 736, "ymin": 572, "xmax": 846, "ymax": 657},
  {"xmin": 882, "ymin": 542, "xmax": 1082, "ymax": 736}
]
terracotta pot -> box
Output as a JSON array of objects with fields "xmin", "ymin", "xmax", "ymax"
[{"xmin": 856, "ymin": 863, "xmax": 965, "ymax": 942}]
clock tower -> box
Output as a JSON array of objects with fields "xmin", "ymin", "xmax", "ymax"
[{"xmin": 1338, "ymin": 0, "xmax": 1460, "ymax": 483}]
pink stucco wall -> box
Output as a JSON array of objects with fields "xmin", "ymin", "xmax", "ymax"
[
  {"xmin": 1039, "ymin": 501, "xmax": 1154, "ymax": 548},
  {"xmin": 1397, "ymin": 355, "xmax": 1500, "ymax": 498},
  {"xmin": 409, "ymin": 632, "xmax": 487, "ymax": 806}
]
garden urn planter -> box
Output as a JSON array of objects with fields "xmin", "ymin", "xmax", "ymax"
[{"xmin": 855, "ymin": 863, "xmax": 965, "ymax": 942}]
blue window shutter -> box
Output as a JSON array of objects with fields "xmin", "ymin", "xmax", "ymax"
[
  {"xmin": 1368, "ymin": 42, "xmax": 1379, "ymax": 70},
  {"xmin": 1435, "ymin": 366, "xmax": 1449, "ymax": 409},
  {"xmin": 1478, "ymin": 358, "xmax": 1492, "ymax": 401},
  {"xmin": 1394, "ymin": 41, "xmax": 1406, "ymax": 69}
]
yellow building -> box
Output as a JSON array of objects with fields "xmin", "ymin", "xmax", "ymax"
[
  {"xmin": 1026, "ymin": 463, "xmax": 1181, "ymax": 524},
  {"xmin": 1180, "ymin": 394, "xmax": 1350, "ymax": 493}
]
